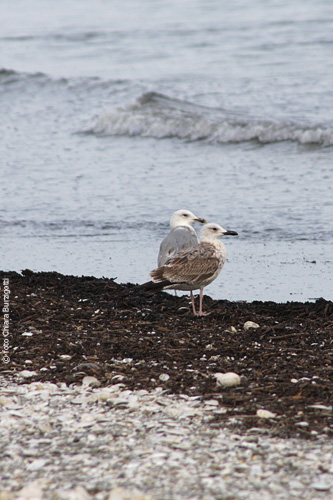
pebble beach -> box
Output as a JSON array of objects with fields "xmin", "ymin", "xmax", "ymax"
[{"xmin": 1, "ymin": 378, "xmax": 333, "ymax": 500}]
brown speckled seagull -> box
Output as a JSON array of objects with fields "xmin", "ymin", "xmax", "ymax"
[{"xmin": 143, "ymin": 223, "xmax": 238, "ymax": 316}]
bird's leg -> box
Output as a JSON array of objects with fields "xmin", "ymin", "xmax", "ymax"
[
  {"xmin": 197, "ymin": 288, "xmax": 211, "ymax": 316},
  {"xmin": 190, "ymin": 291, "xmax": 198, "ymax": 316}
]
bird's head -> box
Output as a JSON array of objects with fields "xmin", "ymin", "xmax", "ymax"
[
  {"xmin": 200, "ymin": 223, "xmax": 238, "ymax": 242},
  {"xmin": 170, "ymin": 209, "xmax": 206, "ymax": 229}
]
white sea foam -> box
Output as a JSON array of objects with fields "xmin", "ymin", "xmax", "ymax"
[{"xmin": 91, "ymin": 92, "xmax": 333, "ymax": 146}]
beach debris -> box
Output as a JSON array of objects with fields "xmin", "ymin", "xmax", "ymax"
[
  {"xmin": 17, "ymin": 370, "xmax": 38, "ymax": 378},
  {"xmin": 256, "ymin": 409, "xmax": 276, "ymax": 419},
  {"xmin": 82, "ymin": 376, "xmax": 101, "ymax": 388},
  {"xmin": 215, "ymin": 372, "xmax": 241, "ymax": 387},
  {"xmin": 244, "ymin": 321, "xmax": 260, "ymax": 331}
]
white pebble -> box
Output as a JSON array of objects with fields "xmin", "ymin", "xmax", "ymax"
[
  {"xmin": 296, "ymin": 421, "xmax": 309, "ymax": 427},
  {"xmin": 215, "ymin": 372, "xmax": 241, "ymax": 387},
  {"xmin": 27, "ymin": 458, "xmax": 47, "ymax": 471},
  {"xmin": 256, "ymin": 409, "xmax": 276, "ymax": 419},
  {"xmin": 82, "ymin": 376, "xmax": 101, "ymax": 388},
  {"xmin": 97, "ymin": 391, "xmax": 110, "ymax": 402},
  {"xmin": 16, "ymin": 479, "xmax": 48, "ymax": 500},
  {"xmin": 308, "ymin": 404, "xmax": 332, "ymax": 411},
  {"xmin": 18, "ymin": 370, "xmax": 38, "ymax": 378},
  {"xmin": 312, "ymin": 479, "xmax": 331, "ymax": 491},
  {"xmin": 55, "ymin": 486, "xmax": 91, "ymax": 500},
  {"xmin": 244, "ymin": 321, "xmax": 260, "ymax": 331},
  {"xmin": 108, "ymin": 487, "xmax": 153, "ymax": 500},
  {"xmin": 159, "ymin": 373, "xmax": 170, "ymax": 382},
  {"xmin": 38, "ymin": 418, "xmax": 53, "ymax": 434}
]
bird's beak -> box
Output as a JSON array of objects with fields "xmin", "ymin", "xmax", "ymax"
[
  {"xmin": 223, "ymin": 230, "xmax": 238, "ymax": 236},
  {"xmin": 195, "ymin": 218, "xmax": 207, "ymax": 224}
]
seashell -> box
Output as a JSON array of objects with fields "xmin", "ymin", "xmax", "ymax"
[
  {"xmin": 256, "ymin": 409, "xmax": 276, "ymax": 419},
  {"xmin": 112, "ymin": 374, "xmax": 126, "ymax": 382},
  {"xmin": 244, "ymin": 321, "xmax": 260, "ymax": 331},
  {"xmin": 215, "ymin": 372, "xmax": 241, "ymax": 387}
]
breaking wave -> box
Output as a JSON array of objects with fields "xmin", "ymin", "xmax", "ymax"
[{"xmin": 90, "ymin": 92, "xmax": 333, "ymax": 146}]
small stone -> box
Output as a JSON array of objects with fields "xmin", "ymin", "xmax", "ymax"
[
  {"xmin": 97, "ymin": 391, "xmax": 110, "ymax": 402},
  {"xmin": 82, "ymin": 376, "xmax": 101, "ymax": 388},
  {"xmin": 21, "ymin": 332, "xmax": 34, "ymax": 336},
  {"xmin": 159, "ymin": 373, "xmax": 170, "ymax": 382},
  {"xmin": 16, "ymin": 479, "xmax": 48, "ymax": 500},
  {"xmin": 256, "ymin": 409, "xmax": 276, "ymax": 419},
  {"xmin": 27, "ymin": 459, "xmax": 47, "ymax": 471},
  {"xmin": 312, "ymin": 479, "xmax": 331, "ymax": 491},
  {"xmin": 291, "ymin": 378, "xmax": 298, "ymax": 383},
  {"xmin": 234, "ymin": 464, "xmax": 248, "ymax": 472},
  {"xmin": 112, "ymin": 375, "xmax": 126, "ymax": 382},
  {"xmin": 308, "ymin": 404, "xmax": 332, "ymax": 412},
  {"xmin": 295, "ymin": 421, "xmax": 309, "ymax": 427},
  {"xmin": 215, "ymin": 372, "xmax": 241, "ymax": 387},
  {"xmin": 230, "ymin": 326, "xmax": 237, "ymax": 333},
  {"xmin": 0, "ymin": 396, "xmax": 10, "ymax": 406},
  {"xmin": 54, "ymin": 486, "xmax": 91, "ymax": 500},
  {"xmin": 18, "ymin": 370, "xmax": 38, "ymax": 378},
  {"xmin": 38, "ymin": 418, "xmax": 53, "ymax": 434},
  {"xmin": 177, "ymin": 307, "xmax": 189, "ymax": 313},
  {"xmin": 108, "ymin": 487, "xmax": 152, "ymax": 500},
  {"xmin": 204, "ymin": 399, "xmax": 220, "ymax": 407},
  {"xmin": 244, "ymin": 321, "xmax": 260, "ymax": 331},
  {"xmin": 0, "ymin": 492, "xmax": 12, "ymax": 500},
  {"xmin": 59, "ymin": 354, "xmax": 72, "ymax": 360}
]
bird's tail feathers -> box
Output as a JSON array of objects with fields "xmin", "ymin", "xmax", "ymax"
[{"xmin": 141, "ymin": 279, "xmax": 170, "ymax": 292}]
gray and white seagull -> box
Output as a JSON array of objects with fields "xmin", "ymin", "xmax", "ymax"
[
  {"xmin": 144, "ymin": 222, "xmax": 238, "ymax": 316},
  {"xmin": 158, "ymin": 209, "xmax": 206, "ymax": 267}
]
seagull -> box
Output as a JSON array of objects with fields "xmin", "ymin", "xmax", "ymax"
[
  {"xmin": 158, "ymin": 209, "xmax": 206, "ymax": 267},
  {"xmin": 143, "ymin": 223, "xmax": 238, "ymax": 316}
]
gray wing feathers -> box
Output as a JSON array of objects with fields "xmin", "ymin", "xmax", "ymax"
[{"xmin": 158, "ymin": 227, "xmax": 199, "ymax": 267}]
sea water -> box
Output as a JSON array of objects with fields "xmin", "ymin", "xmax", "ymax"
[{"xmin": 1, "ymin": 0, "xmax": 332, "ymax": 302}]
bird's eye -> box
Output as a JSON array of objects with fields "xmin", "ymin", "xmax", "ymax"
[
  {"xmin": 212, "ymin": 227, "xmax": 217, "ymax": 231},
  {"xmin": 183, "ymin": 213, "xmax": 189, "ymax": 217}
]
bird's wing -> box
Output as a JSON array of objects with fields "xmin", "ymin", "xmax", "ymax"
[
  {"xmin": 158, "ymin": 226, "xmax": 198, "ymax": 266},
  {"xmin": 153, "ymin": 244, "xmax": 222, "ymax": 285}
]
